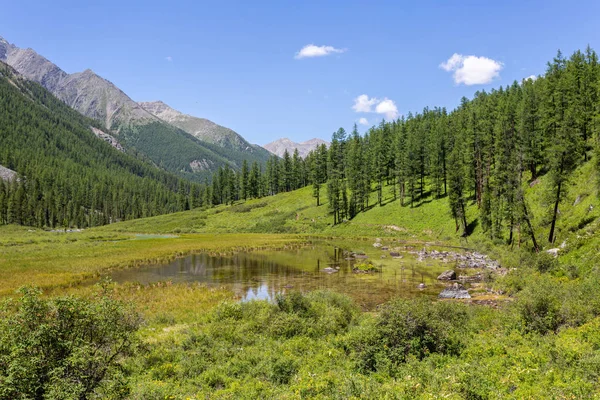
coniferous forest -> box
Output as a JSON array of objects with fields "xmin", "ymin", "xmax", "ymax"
[
  {"xmin": 3, "ymin": 47, "xmax": 600, "ymax": 240},
  {"xmin": 209, "ymin": 47, "xmax": 600, "ymax": 250},
  {"xmin": 0, "ymin": 63, "xmax": 204, "ymax": 228}
]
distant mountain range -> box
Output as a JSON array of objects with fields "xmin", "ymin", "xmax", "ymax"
[
  {"xmin": 0, "ymin": 35, "xmax": 270, "ymax": 180},
  {"xmin": 263, "ymin": 138, "xmax": 329, "ymax": 158}
]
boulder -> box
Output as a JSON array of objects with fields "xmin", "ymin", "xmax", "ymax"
[
  {"xmin": 546, "ymin": 248, "xmax": 560, "ymax": 258},
  {"xmin": 437, "ymin": 270, "xmax": 456, "ymax": 281},
  {"xmin": 389, "ymin": 251, "xmax": 400, "ymax": 257},
  {"xmin": 417, "ymin": 283, "xmax": 426, "ymax": 289},
  {"xmin": 438, "ymin": 283, "xmax": 471, "ymax": 299}
]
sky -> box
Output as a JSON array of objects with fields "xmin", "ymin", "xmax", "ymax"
[{"xmin": 2, "ymin": 0, "xmax": 600, "ymax": 145}]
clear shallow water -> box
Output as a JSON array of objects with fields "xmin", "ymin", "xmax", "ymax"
[{"xmin": 110, "ymin": 244, "xmax": 464, "ymax": 309}]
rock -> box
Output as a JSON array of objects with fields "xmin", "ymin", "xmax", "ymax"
[
  {"xmin": 418, "ymin": 283, "xmax": 426, "ymax": 289},
  {"xmin": 546, "ymin": 248, "xmax": 560, "ymax": 257},
  {"xmin": 373, "ymin": 242, "xmax": 382, "ymax": 248},
  {"xmin": 438, "ymin": 283, "xmax": 471, "ymax": 299},
  {"xmin": 389, "ymin": 251, "xmax": 400, "ymax": 257},
  {"xmin": 0, "ymin": 164, "xmax": 17, "ymax": 182},
  {"xmin": 381, "ymin": 246, "xmax": 389, "ymax": 250},
  {"xmin": 375, "ymin": 238, "xmax": 382, "ymax": 243},
  {"xmin": 355, "ymin": 254, "xmax": 368, "ymax": 259},
  {"xmin": 437, "ymin": 270, "xmax": 456, "ymax": 281},
  {"xmin": 90, "ymin": 127, "xmax": 124, "ymax": 152},
  {"xmin": 322, "ymin": 267, "xmax": 338, "ymax": 273}
]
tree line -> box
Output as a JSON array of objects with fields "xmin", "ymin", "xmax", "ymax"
[
  {"xmin": 208, "ymin": 47, "xmax": 600, "ymax": 250},
  {"xmin": 3, "ymin": 46, "xmax": 600, "ymax": 242}
]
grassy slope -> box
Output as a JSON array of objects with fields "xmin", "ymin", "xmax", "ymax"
[{"xmin": 98, "ymin": 157, "xmax": 600, "ymax": 260}]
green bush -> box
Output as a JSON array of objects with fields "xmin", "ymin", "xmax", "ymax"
[
  {"xmin": 515, "ymin": 276, "xmax": 563, "ymax": 334},
  {"xmin": 273, "ymin": 291, "xmax": 358, "ymax": 337},
  {"xmin": 535, "ymin": 252, "xmax": 559, "ymax": 273},
  {"xmin": 270, "ymin": 357, "xmax": 298, "ymax": 384},
  {"xmin": 0, "ymin": 286, "xmax": 141, "ymax": 399},
  {"xmin": 350, "ymin": 298, "xmax": 469, "ymax": 374}
]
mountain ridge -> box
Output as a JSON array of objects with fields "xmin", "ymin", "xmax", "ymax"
[
  {"xmin": 0, "ymin": 35, "xmax": 269, "ymax": 179},
  {"xmin": 263, "ymin": 137, "xmax": 329, "ymax": 158},
  {"xmin": 138, "ymin": 101, "xmax": 271, "ymax": 160}
]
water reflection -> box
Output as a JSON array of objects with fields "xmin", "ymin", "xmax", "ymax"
[{"xmin": 111, "ymin": 245, "xmax": 447, "ymax": 309}]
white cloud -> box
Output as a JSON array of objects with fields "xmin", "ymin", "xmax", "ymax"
[
  {"xmin": 295, "ymin": 44, "xmax": 346, "ymax": 59},
  {"xmin": 352, "ymin": 94, "xmax": 378, "ymax": 113},
  {"xmin": 165, "ymin": 56, "xmax": 173, "ymax": 62},
  {"xmin": 358, "ymin": 117, "xmax": 369, "ymax": 126},
  {"xmin": 525, "ymin": 74, "xmax": 537, "ymax": 81},
  {"xmin": 375, "ymin": 98, "xmax": 399, "ymax": 120},
  {"xmin": 352, "ymin": 94, "xmax": 400, "ymax": 120},
  {"xmin": 440, "ymin": 53, "xmax": 503, "ymax": 85}
]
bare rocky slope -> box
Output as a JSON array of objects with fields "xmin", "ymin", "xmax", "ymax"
[
  {"xmin": 0, "ymin": 165, "xmax": 17, "ymax": 181},
  {"xmin": 0, "ymin": 36, "xmax": 154, "ymax": 130},
  {"xmin": 139, "ymin": 101, "xmax": 270, "ymax": 160},
  {"xmin": 263, "ymin": 137, "xmax": 329, "ymax": 158}
]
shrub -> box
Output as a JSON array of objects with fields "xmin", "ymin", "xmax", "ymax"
[
  {"xmin": 271, "ymin": 291, "xmax": 358, "ymax": 337},
  {"xmin": 270, "ymin": 357, "xmax": 298, "ymax": 384},
  {"xmin": 351, "ymin": 298, "xmax": 469, "ymax": 374},
  {"xmin": 534, "ymin": 252, "xmax": 559, "ymax": 273},
  {"xmin": 0, "ymin": 286, "xmax": 141, "ymax": 399},
  {"xmin": 516, "ymin": 276, "xmax": 563, "ymax": 334}
]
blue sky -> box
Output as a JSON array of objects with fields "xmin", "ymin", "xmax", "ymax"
[{"xmin": 3, "ymin": 0, "xmax": 600, "ymax": 144}]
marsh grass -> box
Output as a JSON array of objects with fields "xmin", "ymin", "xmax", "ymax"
[{"xmin": 0, "ymin": 226, "xmax": 308, "ymax": 296}]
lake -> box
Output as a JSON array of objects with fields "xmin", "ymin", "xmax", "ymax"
[{"xmin": 111, "ymin": 241, "xmax": 477, "ymax": 309}]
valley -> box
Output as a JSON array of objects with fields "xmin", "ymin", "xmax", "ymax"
[{"xmin": 2, "ymin": 8, "xmax": 600, "ymax": 397}]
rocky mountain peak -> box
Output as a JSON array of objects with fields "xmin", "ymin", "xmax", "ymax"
[{"xmin": 263, "ymin": 137, "xmax": 329, "ymax": 158}]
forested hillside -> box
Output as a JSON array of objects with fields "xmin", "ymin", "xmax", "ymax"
[
  {"xmin": 0, "ymin": 35, "xmax": 271, "ymax": 181},
  {"xmin": 0, "ymin": 62, "xmax": 203, "ymax": 228},
  {"xmin": 208, "ymin": 47, "xmax": 600, "ymax": 250}
]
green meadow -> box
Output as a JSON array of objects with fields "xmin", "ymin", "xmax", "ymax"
[{"xmin": 2, "ymin": 156, "xmax": 600, "ymax": 398}]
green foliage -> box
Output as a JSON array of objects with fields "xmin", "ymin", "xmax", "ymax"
[
  {"xmin": 0, "ymin": 286, "xmax": 141, "ymax": 399},
  {"xmin": 515, "ymin": 276, "xmax": 563, "ymax": 334},
  {"xmin": 353, "ymin": 261, "xmax": 379, "ymax": 272},
  {"xmin": 534, "ymin": 252, "xmax": 559, "ymax": 272},
  {"xmin": 350, "ymin": 298, "xmax": 469, "ymax": 374}
]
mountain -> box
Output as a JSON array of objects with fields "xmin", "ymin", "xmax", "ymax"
[
  {"xmin": 139, "ymin": 101, "xmax": 271, "ymax": 166},
  {"xmin": 0, "ymin": 60, "xmax": 203, "ymax": 227},
  {"xmin": 139, "ymin": 101, "xmax": 264, "ymax": 152},
  {"xmin": 0, "ymin": 35, "xmax": 267, "ymax": 180},
  {"xmin": 263, "ymin": 138, "xmax": 329, "ymax": 158},
  {"xmin": 0, "ymin": 37, "xmax": 154, "ymax": 130}
]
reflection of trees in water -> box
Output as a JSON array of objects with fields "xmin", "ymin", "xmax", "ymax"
[{"xmin": 114, "ymin": 246, "xmax": 446, "ymax": 308}]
